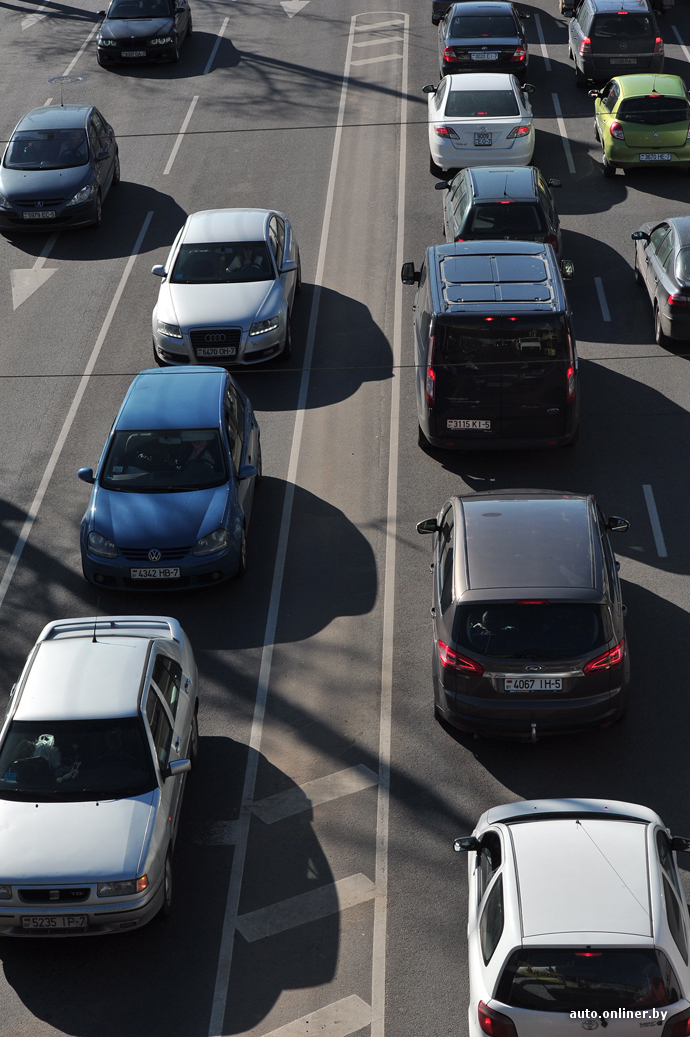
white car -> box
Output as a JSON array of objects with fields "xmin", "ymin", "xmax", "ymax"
[
  {"xmin": 425, "ymin": 72, "xmax": 535, "ymax": 174},
  {"xmin": 151, "ymin": 207, "xmax": 301, "ymax": 367},
  {"xmin": 455, "ymin": 799, "xmax": 690, "ymax": 1036},
  {"xmin": 0, "ymin": 616, "xmax": 198, "ymax": 936}
]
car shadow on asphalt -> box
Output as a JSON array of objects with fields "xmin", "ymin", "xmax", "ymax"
[{"xmin": 101, "ymin": 31, "xmax": 242, "ymax": 80}]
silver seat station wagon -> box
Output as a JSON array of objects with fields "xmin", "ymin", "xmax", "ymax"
[{"xmin": 0, "ymin": 616, "xmax": 198, "ymax": 936}]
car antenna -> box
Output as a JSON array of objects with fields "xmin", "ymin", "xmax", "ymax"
[{"xmin": 92, "ymin": 597, "xmax": 101, "ymax": 643}]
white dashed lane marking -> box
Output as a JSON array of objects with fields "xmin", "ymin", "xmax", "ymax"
[
  {"xmin": 594, "ymin": 278, "xmax": 611, "ymax": 322},
  {"xmin": 643, "ymin": 485, "xmax": 668, "ymax": 558},
  {"xmin": 552, "ymin": 92, "xmax": 576, "ymax": 174}
]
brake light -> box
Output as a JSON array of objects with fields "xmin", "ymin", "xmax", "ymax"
[
  {"xmin": 455, "ymin": 236, "xmax": 465, "ymax": 242},
  {"xmin": 516, "ymin": 600, "xmax": 549, "ymax": 604},
  {"xmin": 510, "ymin": 44, "xmax": 526, "ymax": 62},
  {"xmin": 579, "ymin": 35, "xmax": 591, "ymax": 55},
  {"xmin": 583, "ymin": 638, "xmax": 625, "ymax": 675},
  {"xmin": 610, "ymin": 120, "xmax": 625, "ymax": 140},
  {"xmin": 567, "ymin": 364, "xmax": 576, "ymax": 403},
  {"xmin": 425, "ymin": 334, "xmax": 436, "ymax": 406},
  {"xmin": 506, "ymin": 124, "xmax": 530, "ymax": 138},
  {"xmin": 575, "ymin": 952, "xmax": 602, "ymax": 956},
  {"xmin": 687, "ymin": 124, "xmax": 690, "ymax": 139},
  {"xmin": 662, "ymin": 1009, "xmax": 690, "ymax": 1037},
  {"xmin": 668, "ymin": 293, "xmax": 690, "ymax": 307},
  {"xmin": 438, "ymin": 640, "xmax": 484, "ymax": 675},
  {"xmin": 434, "ymin": 125, "xmax": 460, "ymax": 138},
  {"xmin": 653, "ymin": 35, "xmax": 664, "ymax": 55},
  {"xmin": 443, "ymin": 45, "xmax": 460, "ymax": 62},
  {"xmin": 546, "ymin": 233, "xmax": 559, "ymax": 252},
  {"xmin": 478, "ymin": 1002, "xmax": 518, "ymax": 1037}
]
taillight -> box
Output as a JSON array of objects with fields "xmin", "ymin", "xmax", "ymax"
[
  {"xmin": 583, "ymin": 638, "xmax": 625, "ymax": 675},
  {"xmin": 687, "ymin": 124, "xmax": 690, "ymax": 139},
  {"xmin": 425, "ymin": 334, "xmax": 436, "ymax": 406},
  {"xmin": 434, "ymin": 125, "xmax": 460, "ymax": 138},
  {"xmin": 567, "ymin": 364, "xmax": 576, "ymax": 403},
  {"xmin": 579, "ymin": 35, "xmax": 591, "ymax": 55},
  {"xmin": 478, "ymin": 1002, "xmax": 518, "ymax": 1037},
  {"xmin": 455, "ymin": 236, "xmax": 465, "ymax": 242},
  {"xmin": 439, "ymin": 640, "xmax": 484, "ymax": 675},
  {"xmin": 546, "ymin": 233, "xmax": 559, "ymax": 252},
  {"xmin": 668, "ymin": 293, "xmax": 690, "ymax": 307},
  {"xmin": 442, "ymin": 45, "xmax": 459, "ymax": 62},
  {"xmin": 510, "ymin": 44, "xmax": 526, "ymax": 62},
  {"xmin": 506, "ymin": 124, "xmax": 530, "ymax": 138},
  {"xmin": 662, "ymin": 1009, "xmax": 690, "ymax": 1037},
  {"xmin": 610, "ymin": 120, "xmax": 625, "ymax": 140},
  {"xmin": 653, "ymin": 35, "xmax": 664, "ymax": 56}
]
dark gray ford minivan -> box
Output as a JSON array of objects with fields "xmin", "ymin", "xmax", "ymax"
[{"xmin": 401, "ymin": 240, "xmax": 578, "ymax": 449}]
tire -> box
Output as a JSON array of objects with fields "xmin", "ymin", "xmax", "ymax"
[
  {"xmin": 186, "ymin": 13, "xmax": 192, "ymax": 36},
  {"xmin": 112, "ymin": 152, "xmax": 120, "ymax": 187},
  {"xmin": 602, "ymin": 153, "xmax": 615, "ymax": 178},
  {"xmin": 277, "ymin": 320, "xmax": 292, "ymax": 362},
  {"xmin": 429, "ymin": 155, "xmax": 445, "ymax": 178},
  {"xmin": 92, "ymin": 190, "xmax": 103, "ymax": 228},
  {"xmin": 634, "ymin": 254, "xmax": 644, "ymax": 285},
  {"xmin": 575, "ymin": 64, "xmax": 587, "ymax": 87},
  {"xmin": 97, "ymin": 54, "xmax": 107, "ymax": 68},
  {"xmin": 655, "ymin": 305, "xmax": 670, "ymax": 348},
  {"xmin": 295, "ymin": 254, "xmax": 302, "ymax": 296},
  {"xmin": 234, "ymin": 526, "xmax": 247, "ymax": 578},
  {"xmin": 171, "ymin": 39, "xmax": 180, "ymax": 62},
  {"xmin": 566, "ymin": 424, "xmax": 580, "ymax": 446},
  {"xmin": 593, "ymin": 119, "xmax": 600, "ymax": 142},
  {"xmin": 188, "ymin": 709, "xmax": 199, "ymax": 766},
  {"xmin": 418, "ymin": 424, "xmax": 429, "ymax": 448},
  {"xmin": 160, "ymin": 853, "xmax": 173, "ymax": 917},
  {"xmin": 255, "ymin": 441, "xmax": 263, "ymax": 484}
]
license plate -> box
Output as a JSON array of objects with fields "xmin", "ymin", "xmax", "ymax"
[
  {"xmin": 196, "ymin": 346, "xmax": 237, "ymax": 357},
  {"xmin": 22, "ymin": 915, "xmax": 87, "ymax": 929},
  {"xmin": 23, "ymin": 211, "xmax": 56, "ymax": 220},
  {"xmin": 447, "ymin": 419, "xmax": 491, "ymax": 430},
  {"xmin": 474, "ymin": 133, "xmax": 492, "ymax": 146},
  {"xmin": 639, "ymin": 153, "xmax": 672, "ymax": 161},
  {"xmin": 471, "ymin": 52, "xmax": 498, "ymax": 60},
  {"xmin": 122, "ymin": 50, "xmax": 146, "ymax": 56},
  {"xmin": 130, "ymin": 568, "xmax": 180, "ymax": 579},
  {"xmin": 610, "ymin": 57, "xmax": 637, "ymax": 65},
  {"xmin": 504, "ymin": 678, "xmax": 563, "ymax": 692}
]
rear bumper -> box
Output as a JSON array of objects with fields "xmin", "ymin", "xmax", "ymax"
[
  {"xmin": 660, "ymin": 308, "xmax": 690, "ymax": 340},
  {"xmin": 441, "ymin": 60, "xmax": 527, "ymax": 82},
  {"xmin": 422, "ymin": 429, "xmax": 577, "ymax": 450},
  {"xmin": 606, "ymin": 141, "xmax": 690, "ymax": 169},
  {"xmin": 582, "ymin": 55, "xmax": 663, "ymax": 81},
  {"xmin": 429, "ymin": 133, "xmax": 534, "ymax": 170}
]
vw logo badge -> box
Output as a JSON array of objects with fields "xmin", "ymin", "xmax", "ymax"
[
  {"xmin": 205, "ymin": 333, "xmax": 227, "ymax": 343},
  {"xmin": 526, "ymin": 665, "xmax": 541, "ymax": 672},
  {"xmin": 582, "ymin": 1022, "xmax": 599, "ymax": 1031},
  {"xmin": 148, "ymin": 548, "xmax": 162, "ymax": 562}
]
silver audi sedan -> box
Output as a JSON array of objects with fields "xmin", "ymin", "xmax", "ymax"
[
  {"xmin": 0, "ymin": 616, "xmax": 198, "ymax": 936},
  {"xmin": 151, "ymin": 207, "xmax": 302, "ymax": 366}
]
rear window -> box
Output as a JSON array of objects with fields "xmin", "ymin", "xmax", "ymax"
[
  {"xmin": 677, "ymin": 248, "xmax": 690, "ymax": 281},
  {"xmin": 436, "ymin": 317, "xmax": 567, "ymax": 363},
  {"xmin": 453, "ymin": 603, "xmax": 610, "ymax": 659},
  {"xmin": 592, "ymin": 14, "xmax": 653, "ymax": 37},
  {"xmin": 445, "ymin": 90, "xmax": 519, "ymax": 118},
  {"xmin": 437, "ymin": 319, "xmax": 502, "ymax": 363},
  {"xmin": 504, "ymin": 317, "xmax": 569, "ymax": 359},
  {"xmin": 496, "ymin": 949, "xmax": 681, "ymax": 1013},
  {"xmin": 617, "ymin": 95, "xmax": 689, "ymax": 125},
  {"xmin": 449, "ymin": 14, "xmax": 518, "ymax": 36},
  {"xmin": 467, "ymin": 203, "xmax": 546, "ymax": 236}
]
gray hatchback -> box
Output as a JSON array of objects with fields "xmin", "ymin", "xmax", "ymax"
[
  {"xmin": 417, "ymin": 491, "xmax": 630, "ymax": 739},
  {"xmin": 632, "ymin": 217, "xmax": 690, "ymax": 346}
]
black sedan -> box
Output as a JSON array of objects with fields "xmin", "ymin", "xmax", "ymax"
[
  {"xmin": 0, "ymin": 105, "xmax": 119, "ymax": 231},
  {"xmin": 438, "ymin": 0, "xmax": 530, "ymax": 82},
  {"xmin": 97, "ymin": 0, "xmax": 192, "ymax": 65}
]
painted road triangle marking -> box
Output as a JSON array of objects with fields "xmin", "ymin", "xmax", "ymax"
[{"xmin": 236, "ymin": 873, "xmax": 376, "ymax": 941}]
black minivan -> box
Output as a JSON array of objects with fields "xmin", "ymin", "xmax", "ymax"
[{"xmin": 401, "ymin": 240, "xmax": 578, "ymax": 449}]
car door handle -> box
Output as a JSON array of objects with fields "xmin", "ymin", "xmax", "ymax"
[
  {"xmin": 174, "ymin": 737, "xmax": 181, "ymax": 752},
  {"xmin": 645, "ymin": 257, "xmax": 650, "ymax": 264}
]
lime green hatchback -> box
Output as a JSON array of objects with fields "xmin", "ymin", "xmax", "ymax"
[{"xmin": 591, "ymin": 74, "xmax": 690, "ymax": 177}]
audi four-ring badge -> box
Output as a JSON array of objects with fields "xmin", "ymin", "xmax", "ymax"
[{"xmin": 150, "ymin": 208, "xmax": 302, "ymax": 367}]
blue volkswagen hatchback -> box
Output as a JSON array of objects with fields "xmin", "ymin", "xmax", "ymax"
[{"xmin": 78, "ymin": 367, "xmax": 261, "ymax": 589}]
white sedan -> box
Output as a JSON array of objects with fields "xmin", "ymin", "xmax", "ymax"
[{"xmin": 425, "ymin": 72, "xmax": 535, "ymax": 174}]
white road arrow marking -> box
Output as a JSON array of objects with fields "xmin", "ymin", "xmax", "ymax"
[
  {"xmin": 11, "ymin": 233, "xmax": 58, "ymax": 310},
  {"xmin": 281, "ymin": 0, "xmax": 309, "ymax": 16}
]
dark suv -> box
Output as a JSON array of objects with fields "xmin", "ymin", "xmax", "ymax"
[
  {"xmin": 439, "ymin": 165, "xmax": 562, "ymax": 254},
  {"xmin": 438, "ymin": 1, "xmax": 530, "ymax": 82},
  {"xmin": 417, "ymin": 491, "xmax": 630, "ymax": 739},
  {"xmin": 568, "ymin": 0, "xmax": 663, "ymax": 86}
]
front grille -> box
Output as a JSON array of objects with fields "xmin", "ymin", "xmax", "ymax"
[
  {"xmin": 16, "ymin": 199, "xmax": 65, "ymax": 208},
  {"xmin": 190, "ymin": 328, "xmax": 242, "ymax": 350},
  {"xmin": 121, "ymin": 546, "xmax": 191, "ymax": 561},
  {"xmin": 124, "ymin": 576, "xmax": 191, "ymax": 589},
  {"xmin": 19, "ymin": 888, "xmax": 90, "ymax": 904}
]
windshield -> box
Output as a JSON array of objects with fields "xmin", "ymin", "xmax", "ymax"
[
  {"xmin": 617, "ymin": 95, "xmax": 689, "ymax": 125},
  {"xmin": 453, "ymin": 603, "xmax": 610, "ymax": 659},
  {"xmin": 4, "ymin": 130, "xmax": 88, "ymax": 171},
  {"xmin": 0, "ymin": 719, "xmax": 156, "ymax": 801},
  {"xmin": 171, "ymin": 242, "xmax": 274, "ymax": 284},
  {"xmin": 467, "ymin": 203, "xmax": 546, "ymax": 236},
  {"xmin": 496, "ymin": 949, "xmax": 680, "ymax": 1013},
  {"xmin": 450, "ymin": 14, "xmax": 518, "ymax": 37},
  {"xmin": 107, "ymin": 0, "xmax": 172, "ymax": 17},
  {"xmin": 446, "ymin": 90, "xmax": 519, "ymax": 118},
  {"xmin": 592, "ymin": 14, "xmax": 653, "ymax": 37},
  {"xmin": 100, "ymin": 428, "xmax": 228, "ymax": 492}
]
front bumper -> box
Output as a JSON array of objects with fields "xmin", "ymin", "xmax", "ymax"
[
  {"xmin": 81, "ymin": 545, "xmax": 242, "ymax": 590},
  {"xmin": 0, "ymin": 877, "xmax": 164, "ymax": 937},
  {"xmin": 0, "ymin": 198, "xmax": 98, "ymax": 232},
  {"xmin": 429, "ymin": 131, "xmax": 534, "ymax": 170},
  {"xmin": 98, "ymin": 43, "xmax": 176, "ymax": 63},
  {"xmin": 153, "ymin": 324, "xmax": 285, "ymax": 367}
]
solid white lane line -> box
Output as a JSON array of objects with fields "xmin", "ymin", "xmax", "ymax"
[
  {"xmin": 354, "ymin": 18, "xmax": 403, "ymax": 31},
  {"xmin": 203, "ymin": 16, "xmax": 228, "ymax": 75},
  {"xmin": 594, "ymin": 277, "xmax": 611, "ymax": 322},
  {"xmin": 11, "ymin": 233, "xmax": 60, "ymax": 310},
  {"xmin": 372, "ymin": 13, "xmax": 408, "ymax": 1037},
  {"xmin": 251, "ymin": 764, "xmax": 379, "ymax": 824},
  {"xmin": 671, "ymin": 25, "xmax": 690, "ymax": 62},
  {"xmin": 261, "ymin": 997, "xmax": 372, "ymax": 1037},
  {"xmin": 0, "ymin": 212, "xmax": 153, "ymax": 610},
  {"xmin": 351, "ymin": 53, "xmax": 402, "ymax": 66},
  {"xmin": 207, "ymin": 17, "xmax": 359, "ymax": 1036},
  {"xmin": 552, "ymin": 92, "xmax": 576, "ymax": 174},
  {"xmin": 353, "ymin": 35, "xmax": 403, "ymax": 47},
  {"xmin": 236, "ymin": 874, "xmax": 377, "ymax": 941},
  {"xmin": 62, "ymin": 22, "xmax": 99, "ymax": 76},
  {"xmin": 534, "ymin": 13, "xmax": 552, "ymax": 71},
  {"xmin": 643, "ymin": 485, "xmax": 668, "ymax": 558},
  {"xmin": 163, "ymin": 95, "xmax": 199, "ymax": 175}
]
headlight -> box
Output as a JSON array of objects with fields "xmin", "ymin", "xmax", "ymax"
[
  {"xmin": 150, "ymin": 36, "xmax": 173, "ymax": 43},
  {"xmin": 157, "ymin": 320, "xmax": 183, "ymax": 339},
  {"xmin": 193, "ymin": 528, "xmax": 229, "ymax": 556},
  {"xmin": 97, "ymin": 876, "xmax": 148, "ymax": 897},
  {"xmin": 66, "ymin": 183, "xmax": 96, "ymax": 207},
  {"xmin": 87, "ymin": 531, "xmax": 117, "ymax": 559},
  {"xmin": 98, "ymin": 37, "xmax": 117, "ymax": 45},
  {"xmin": 0, "ymin": 195, "xmax": 12, "ymax": 211},
  {"xmin": 249, "ymin": 316, "xmax": 279, "ymax": 337},
  {"xmin": 0, "ymin": 885, "xmax": 11, "ymax": 900}
]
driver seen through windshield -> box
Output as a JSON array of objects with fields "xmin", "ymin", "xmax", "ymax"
[{"xmin": 101, "ymin": 428, "xmax": 228, "ymax": 491}]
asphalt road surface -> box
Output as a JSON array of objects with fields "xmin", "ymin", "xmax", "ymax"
[{"xmin": 0, "ymin": 0, "xmax": 689, "ymax": 1035}]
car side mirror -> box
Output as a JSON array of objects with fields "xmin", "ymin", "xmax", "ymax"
[
  {"xmin": 151, "ymin": 264, "xmax": 167, "ymax": 277},
  {"xmin": 98, "ymin": 7, "xmax": 105, "ymax": 13},
  {"xmin": 416, "ymin": 517, "xmax": 439, "ymax": 534},
  {"xmin": 519, "ymin": 9, "xmax": 531, "ymax": 17},
  {"xmin": 175, "ymin": 4, "xmax": 185, "ymax": 10},
  {"xmin": 77, "ymin": 467, "xmax": 95, "ymax": 484},
  {"xmin": 435, "ymin": 180, "xmax": 450, "ymax": 190},
  {"xmin": 432, "ymin": 13, "xmax": 441, "ymax": 23},
  {"xmin": 454, "ymin": 836, "xmax": 479, "ymax": 852},
  {"xmin": 606, "ymin": 516, "xmax": 629, "ymax": 532},
  {"xmin": 163, "ymin": 758, "xmax": 191, "ymax": 780},
  {"xmin": 588, "ymin": 89, "xmax": 602, "ymax": 99},
  {"xmin": 522, "ymin": 83, "xmax": 536, "ymax": 93},
  {"xmin": 422, "ymin": 84, "xmax": 437, "ymax": 94},
  {"xmin": 631, "ymin": 231, "xmax": 650, "ymax": 243},
  {"xmin": 548, "ymin": 178, "xmax": 562, "ymax": 188},
  {"xmin": 238, "ymin": 464, "xmax": 258, "ymax": 480},
  {"xmin": 560, "ymin": 259, "xmax": 574, "ymax": 281},
  {"xmin": 97, "ymin": 148, "xmax": 110, "ymax": 161},
  {"xmin": 401, "ymin": 262, "xmax": 420, "ymax": 285},
  {"xmin": 280, "ymin": 259, "xmax": 298, "ymax": 274},
  {"xmin": 672, "ymin": 836, "xmax": 690, "ymax": 853}
]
